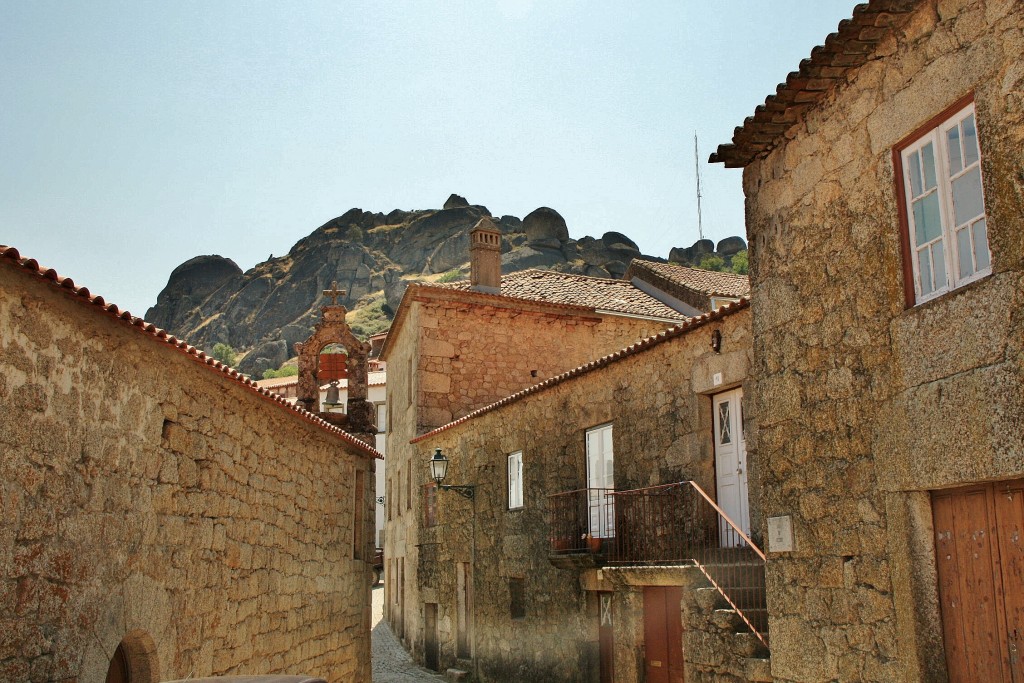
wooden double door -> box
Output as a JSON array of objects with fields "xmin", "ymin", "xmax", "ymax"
[
  {"xmin": 643, "ymin": 586, "xmax": 685, "ymax": 683},
  {"xmin": 933, "ymin": 480, "xmax": 1024, "ymax": 682}
]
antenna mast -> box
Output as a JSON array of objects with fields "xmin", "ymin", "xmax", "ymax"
[{"xmin": 694, "ymin": 131, "xmax": 704, "ymax": 241}]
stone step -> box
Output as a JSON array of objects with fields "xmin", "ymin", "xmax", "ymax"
[
  {"xmin": 711, "ymin": 606, "xmax": 769, "ymax": 635},
  {"xmin": 446, "ymin": 668, "xmax": 470, "ymax": 681},
  {"xmin": 732, "ymin": 631, "xmax": 770, "ymax": 659},
  {"xmin": 743, "ymin": 656, "xmax": 773, "ymax": 682}
]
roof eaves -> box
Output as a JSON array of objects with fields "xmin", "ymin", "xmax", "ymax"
[
  {"xmin": 0, "ymin": 245, "xmax": 382, "ymax": 460},
  {"xmin": 410, "ymin": 298, "xmax": 751, "ymax": 444},
  {"xmin": 710, "ymin": 0, "xmax": 920, "ymax": 168}
]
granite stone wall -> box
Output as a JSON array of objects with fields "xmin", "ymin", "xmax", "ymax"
[
  {"xmin": 409, "ymin": 308, "xmax": 754, "ymax": 682},
  {"xmin": 411, "ymin": 291, "xmax": 671, "ymax": 432},
  {"xmin": 741, "ymin": 1, "xmax": 1024, "ymax": 680},
  {"xmin": 0, "ymin": 261, "xmax": 375, "ymax": 682},
  {"xmin": 383, "ymin": 291, "xmax": 681, "ymax": 657}
]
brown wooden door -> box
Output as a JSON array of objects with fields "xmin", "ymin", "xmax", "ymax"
[
  {"xmin": 424, "ymin": 603, "xmax": 440, "ymax": 671},
  {"xmin": 643, "ymin": 586, "xmax": 684, "ymax": 683},
  {"xmin": 933, "ymin": 480, "xmax": 1024, "ymax": 682},
  {"xmin": 598, "ymin": 592, "xmax": 614, "ymax": 683},
  {"xmin": 105, "ymin": 643, "xmax": 129, "ymax": 683}
]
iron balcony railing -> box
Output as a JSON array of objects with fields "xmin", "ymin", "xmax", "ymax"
[
  {"xmin": 548, "ymin": 487, "xmax": 616, "ymax": 554},
  {"xmin": 547, "ymin": 482, "xmax": 768, "ymax": 648}
]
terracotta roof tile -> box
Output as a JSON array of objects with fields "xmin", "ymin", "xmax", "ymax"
[
  {"xmin": 710, "ymin": 0, "xmax": 920, "ymax": 167},
  {"xmin": 443, "ymin": 269, "xmax": 688, "ymax": 320},
  {"xmin": 0, "ymin": 245, "xmax": 381, "ymax": 459},
  {"xmin": 411, "ymin": 298, "xmax": 750, "ymax": 444},
  {"xmin": 627, "ymin": 260, "xmax": 750, "ymax": 298}
]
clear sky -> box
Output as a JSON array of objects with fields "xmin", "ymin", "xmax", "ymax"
[{"xmin": 1, "ymin": 1, "xmax": 855, "ymax": 316}]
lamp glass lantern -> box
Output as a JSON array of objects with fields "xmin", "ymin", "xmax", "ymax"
[
  {"xmin": 428, "ymin": 447, "xmax": 475, "ymax": 499},
  {"xmin": 429, "ymin": 448, "xmax": 449, "ymax": 485}
]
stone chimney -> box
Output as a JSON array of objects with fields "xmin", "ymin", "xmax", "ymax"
[{"xmin": 470, "ymin": 217, "xmax": 502, "ymax": 294}]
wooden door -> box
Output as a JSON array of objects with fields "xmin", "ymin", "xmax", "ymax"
[
  {"xmin": 424, "ymin": 603, "xmax": 440, "ymax": 671},
  {"xmin": 598, "ymin": 592, "xmax": 615, "ymax": 683},
  {"xmin": 457, "ymin": 562, "xmax": 472, "ymax": 659},
  {"xmin": 933, "ymin": 480, "xmax": 1024, "ymax": 682},
  {"xmin": 105, "ymin": 643, "xmax": 129, "ymax": 683},
  {"xmin": 643, "ymin": 587, "xmax": 685, "ymax": 683},
  {"xmin": 713, "ymin": 389, "xmax": 750, "ymax": 545}
]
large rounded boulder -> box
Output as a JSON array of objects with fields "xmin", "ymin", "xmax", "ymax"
[{"xmin": 523, "ymin": 207, "xmax": 570, "ymax": 246}]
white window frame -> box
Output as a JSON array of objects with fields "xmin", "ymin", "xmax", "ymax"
[
  {"xmin": 899, "ymin": 101, "xmax": 991, "ymax": 305},
  {"xmin": 585, "ymin": 423, "xmax": 615, "ymax": 538},
  {"xmin": 507, "ymin": 451, "xmax": 523, "ymax": 510}
]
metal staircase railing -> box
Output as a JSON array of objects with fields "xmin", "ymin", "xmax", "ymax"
[{"xmin": 547, "ymin": 482, "xmax": 768, "ymax": 648}]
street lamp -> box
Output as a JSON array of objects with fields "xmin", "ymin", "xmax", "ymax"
[{"xmin": 429, "ymin": 448, "xmax": 476, "ymax": 499}]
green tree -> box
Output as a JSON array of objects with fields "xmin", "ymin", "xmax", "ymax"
[
  {"xmin": 730, "ymin": 250, "xmax": 749, "ymax": 275},
  {"xmin": 262, "ymin": 365, "xmax": 298, "ymax": 379},
  {"xmin": 437, "ymin": 268, "xmax": 464, "ymax": 283},
  {"xmin": 698, "ymin": 254, "xmax": 725, "ymax": 272},
  {"xmin": 210, "ymin": 342, "xmax": 237, "ymax": 366}
]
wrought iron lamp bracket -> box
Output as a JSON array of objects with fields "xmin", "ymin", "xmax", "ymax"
[{"xmin": 440, "ymin": 484, "xmax": 476, "ymax": 500}]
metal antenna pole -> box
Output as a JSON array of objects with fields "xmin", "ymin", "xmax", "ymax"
[{"xmin": 694, "ymin": 131, "xmax": 704, "ymax": 241}]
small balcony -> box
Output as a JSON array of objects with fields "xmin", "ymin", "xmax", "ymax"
[
  {"xmin": 547, "ymin": 482, "xmax": 769, "ymax": 646},
  {"xmin": 547, "ymin": 487, "xmax": 615, "ymax": 569}
]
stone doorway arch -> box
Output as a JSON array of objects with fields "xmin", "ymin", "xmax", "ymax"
[{"xmin": 104, "ymin": 630, "xmax": 159, "ymax": 683}]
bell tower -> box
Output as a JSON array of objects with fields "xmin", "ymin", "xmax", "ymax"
[{"xmin": 294, "ymin": 281, "xmax": 375, "ymax": 445}]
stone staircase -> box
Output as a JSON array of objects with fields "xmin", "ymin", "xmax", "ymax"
[{"xmin": 683, "ymin": 557, "xmax": 771, "ymax": 682}]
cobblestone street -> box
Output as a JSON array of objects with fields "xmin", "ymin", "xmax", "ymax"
[{"xmin": 372, "ymin": 586, "xmax": 445, "ymax": 682}]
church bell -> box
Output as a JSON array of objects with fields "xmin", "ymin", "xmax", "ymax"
[{"xmin": 324, "ymin": 380, "xmax": 341, "ymax": 406}]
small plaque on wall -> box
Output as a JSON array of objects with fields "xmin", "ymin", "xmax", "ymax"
[{"xmin": 767, "ymin": 515, "xmax": 794, "ymax": 553}]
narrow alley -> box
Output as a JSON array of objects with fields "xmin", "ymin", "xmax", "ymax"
[{"xmin": 372, "ymin": 586, "xmax": 445, "ymax": 682}]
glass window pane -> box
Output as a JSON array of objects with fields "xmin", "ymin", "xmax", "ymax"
[
  {"xmin": 919, "ymin": 249, "xmax": 933, "ymax": 295},
  {"xmin": 922, "ymin": 142, "xmax": 937, "ymax": 190},
  {"xmin": 973, "ymin": 218, "xmax": 990, "ymax": 270},
  {"xmin": 947, "ymin": 126, "xmax": 962, "ymax": 175},
  {"xmin": 963, "ymin": 114, "xmax": 979, "ymax": 166},
  {"xmin": 719, "ymin": 402, "xmax": 731, "ymax": 445},
  {"xmin": 912, "ymin": 192, "xmax": 943, "ymax": 245},
  {"xmin": 957, "ymin": 227, "xmax": 974, "ymax": 279},
  {"xmin": 932, "ymin": 241, "xmax": 947, "ymax": 290},
  {"xmin": 909, "ymin": 150, "xmax": 922, "ymax": 196},
  {"xmin": 952, "ymin": 166, "xmax": 984, "ymax": 226}
]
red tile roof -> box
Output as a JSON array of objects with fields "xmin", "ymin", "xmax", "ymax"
[
  {"xmin": 627, "ymin": 259, "xmax": 750, "ymax": 298},
  {"xmin": 443, "ymin": 269, "xmax": 688, "ymax": 320},
  {"xmin": 710, "ymin": 0, "xmax": 920, "ymax": 167},
  {"xmin": 410, "ymin": 298, "xmax": 750, "ymax": 444},
  {"xmin": 0, "ymin": 245, "xmax": 381, "ymax": 459}
]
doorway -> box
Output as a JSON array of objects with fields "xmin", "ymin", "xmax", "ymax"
[
  {"xmin": 598, "ymin": 592, "xmax": 614, "ymax": 683},
  {"xmin": 712, "ymin": 388, "xmax": 750, "ymax": 544},
  {"xmin": 933, "ymin": 479, "xmax": 1024, "ymax": 682},
  {"xmin": 643, "ymin": 586, "xmax": 685, "ymax": 683},
  {"xmin": 424, "ymin": 603, "xmax": 440, "ymax": 671},
  {"xmin": 456, "ymin": 562, "xmax": 473, "ymax": 659},
  {"xmin": 586, "ymin": 424, "xmax": 615, "ymax": 538}
]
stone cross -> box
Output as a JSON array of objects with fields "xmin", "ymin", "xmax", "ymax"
[{"xmin": 323, "ymin": 281, "xmax": 346, "ymax": 306}]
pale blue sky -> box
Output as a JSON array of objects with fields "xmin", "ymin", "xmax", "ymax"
[{"xmin": 1, "ymin": 1, "xmax": 854, "ymax": 316}]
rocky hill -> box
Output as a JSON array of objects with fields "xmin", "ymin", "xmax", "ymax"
[{"xmin": 146, "ymin": 195, "xmax": 746, "ymax": 377}]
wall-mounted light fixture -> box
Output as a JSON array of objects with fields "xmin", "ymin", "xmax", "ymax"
[
  {"xmin": 710, "ymin": 329, "xmax": 722, "ymax": 353},
  {"xmin": 429, "ymin": 448, "xmax": 476, "ymax": 499}
]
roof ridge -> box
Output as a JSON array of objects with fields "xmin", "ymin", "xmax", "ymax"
[
  {"xmin": 635, "ymin": 259, "xmax": 750, "ymax": 279},
  {"xmin": 410, "ymin": 298, "xmax": 750, "ymax": 443},
  {"xmin": 0, "ymin": 245, "xmax": 381, "ymax": 459}
]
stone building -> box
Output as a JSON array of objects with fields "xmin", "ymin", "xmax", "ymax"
[
  {"xmin": 711, "ymin": 1, "xmax": 1023, "ymax": 681},
  {"xmin": 0, "ymin": 245, "xmax": 379, "ymax": 682},
  {"xmin": 380, "ymin": 218, "xmax": 693, "ymax": 671},
  {"xmin": 410, "ymin": 302, "xmax": 765, "ymax": 682}
]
